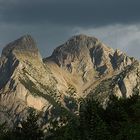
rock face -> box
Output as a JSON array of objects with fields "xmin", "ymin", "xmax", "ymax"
[
  {"xmin": 0, "ymin": 34, "xmax": 139, "ymax": 127},
  {"xmin": 2, "ymin": 35, "xmax": 40, "ymax": 58},
  {"xmin": 48, "ymin": 35, "xmax": 133, "ymax": 75},
  {"xmin": 0, "ymin": 35, "xmax": 57, "ymax": 126},
  {"xmin": 49, "ymin": 35, "xmax": 110, "ymax": 74},
  {"xmin": 45, "ymin": 35, "xmax": 136, "ymax": 96}
]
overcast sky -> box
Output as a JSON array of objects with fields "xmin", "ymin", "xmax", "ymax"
[{"xmin": 0, "ymin": 0, "xmax": 140, "ymax": 59}]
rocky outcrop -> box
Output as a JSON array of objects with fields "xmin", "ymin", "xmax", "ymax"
[
  {"xmin": 46, "ymin": 35, "xmax": 134, "ymax": 79},
  {"xmin": 0, "ymin": 34, "xmax": 139, "ymax": 127},
  {"xmin": 0, "ymin": 35, "xmax": 58, "ymax": 126},
  {"xmin": 45, "ymin": 35, "xmax": 136, "ymax": 98},
  {"xmin": 2, "ymin": 35, "xmax": 39, "ymax": 57},
  {"xmin": 87, "ymin": 61, "xmax": 140, "ymax": 104},
  {"xmin": 111, "ymin": 49, "xmax": 134, "ymax": 71}
]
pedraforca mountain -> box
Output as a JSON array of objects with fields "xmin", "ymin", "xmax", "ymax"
[
  {"xmin": 0, "ymin": 34, "xmax": 140, "ymax": 127},
  {"xmin": 0, "ymin": 35, "xmax": 56, "ymax": 126},
  {"xmin": 2, "ymin": 35, "xmax": 39, "ymax": 57},
  {"xmin": 44, "ymin": 34, "xmax": 137, "ymax": 97},
  {"xmin": 47, "ymin": 35, "xmax": 134, "ymax": 74}
]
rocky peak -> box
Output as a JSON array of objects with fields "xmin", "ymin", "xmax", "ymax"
[
  {"xmin": 0, "ymin": 35, "xmax": 42, "ymax": 89},
  {"xmin": 52, "ymin": 34, "xmax": 98, "ymax": 53},
  {"xmin": 111, "ymin": 49, "xmax": 135, "ymax": 70},
  {"xmin": 49, "ymin": 34, "xmax": 102, "ymax": 65},
  {"xmin": 45, "ymin": 34, "xmax": 136, "ymax": 87},
  {"xmin": 64, "ymin": 34, "xmax": 98, "ymax": 46},
  {"xmin": 48, "ymin": 34, "xmax": 114, "ymax": 72},
  {"xmin": 1, "ymin": 35, "xmax": 39, "ymax": 58},
  {"xmin": 0, "ymin": 34, "xmax": 139, "ymax": 128}
]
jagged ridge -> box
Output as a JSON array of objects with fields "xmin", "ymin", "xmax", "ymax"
[
  {"xmin": 0, "ymin": 34, "xmax": 139, "ymax": 128},
  {"xmin": 2, "ymin": 35, "xmax": 39, "ymax": 57}
]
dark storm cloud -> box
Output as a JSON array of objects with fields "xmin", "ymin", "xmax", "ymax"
[
  {"xmin": 0, "ymin": 0, "xmax": 140, "ymax": 26},
  {"xmin": 0, "ymin": 0, "xmax": 140, "ymax": 59}
]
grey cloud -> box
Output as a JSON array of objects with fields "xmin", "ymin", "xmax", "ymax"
[
  {"xmin": 125, "ymin": 39, "xmax": 140, "ymax": 59},
  {"xmin": 0, "ymin": 0, "xmax": 140, "ymax": 60},
  {"xmin": 1, "ymin": 23, "xmax": 140, "ymax": 60},
  {"xmin": 0, "ymin": 22, "xmax": 75, "ymax": 57},
  {"xmin": 75, "ymin": 24, "xmax": 140, "ymax": 59},
  {"xmin": 0, "ymin": 0, "xmax": 140, "ymax": 27}
]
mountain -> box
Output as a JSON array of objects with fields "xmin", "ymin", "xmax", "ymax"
[
  {"xmin": 44, "ymin": 34, "xmax": 137, "ymax": 97},
  {"xmin": 0, "ymin": 34, "xmax": 139, "ymax": 127},
  {"xmin": 0, "ymin": 35, "xmax": 57, "ymax": 126}
]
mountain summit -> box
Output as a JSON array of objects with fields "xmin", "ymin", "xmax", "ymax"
[
  {"xmin": 0, "ymin": 34, "xmax": 139, "ymax": 127},
  {"xmin": 2, "ymin": 35, "xmax": 39, "ymax": 57},
  {"xmin": 45, "ymin": 35, "xmax": 135, "ymax": 96},
  {"xmin": 48, "ymin": 34, "xmax": 134, "ymax": 74}
]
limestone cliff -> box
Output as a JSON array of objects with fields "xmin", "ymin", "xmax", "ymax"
[
  {"xmin": 0, "ymin": 34, "xmax": 139, "ymax": 127},
  {"xmin": 0, "ymin": 35, "xmax": 59, "ymax": 126},
  {"xmin": 44, "ymin": 34, "xmax": 136, "ymax": 97}
]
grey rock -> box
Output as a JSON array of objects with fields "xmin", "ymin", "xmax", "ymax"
[{"xmin": 0, "ymin": 34, "xmax": 139, "ymax": 128}]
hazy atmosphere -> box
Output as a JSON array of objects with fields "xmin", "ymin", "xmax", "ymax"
[{"xmin": 0, "ymin": 0, "xmax": 140, "ymax": 59}]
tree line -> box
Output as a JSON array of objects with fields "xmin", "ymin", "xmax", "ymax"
[{"xmin": 0, "ymin": 91, "xmax": 140, "ymax": 140}]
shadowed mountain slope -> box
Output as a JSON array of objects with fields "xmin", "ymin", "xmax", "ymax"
[{"xmin": 0, "ymin": 34, "xmax": 139, "ymax": 127}]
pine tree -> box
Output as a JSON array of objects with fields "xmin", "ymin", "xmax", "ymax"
[
  {"xmin": 19, "ymin": 110, "xmax": 43, "ymax": 140},
  {"xmin": 79, "ymin": 98, "xmax": 110, "ymax": 140}
]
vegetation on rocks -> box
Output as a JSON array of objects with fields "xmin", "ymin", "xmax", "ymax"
[
  {"xmin": 46, "ymin": 90, "xmax": 140, "ymax": 140},
  {"xmin": 0, "ymin": 35, "xmax": 140, "ymax": 140},
  {"xmin": 1, "ymin": 90, "xmax": 139, "ymax": 140}
]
